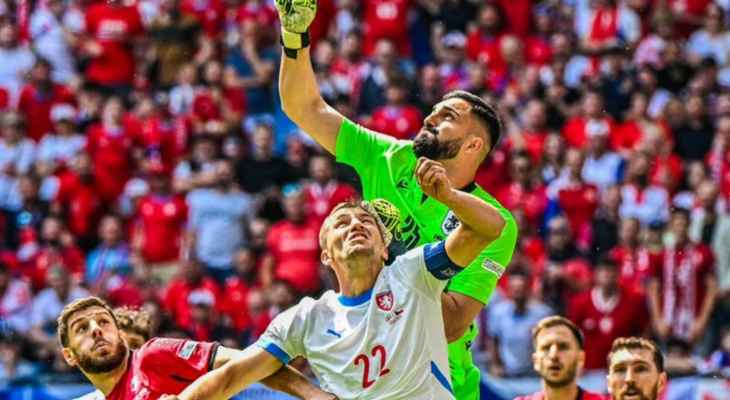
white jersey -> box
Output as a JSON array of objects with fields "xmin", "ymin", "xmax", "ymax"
[{"xmin": 257, "ymin": 245, "xmax": 457, "ymax": 399}]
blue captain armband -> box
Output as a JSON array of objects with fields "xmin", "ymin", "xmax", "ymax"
[{"xmin": 423, "ymin": 241, "xmax": 462, "ymax": 280}]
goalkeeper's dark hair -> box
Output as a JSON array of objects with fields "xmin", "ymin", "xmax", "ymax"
[{"xmin": 442, "ymin": 90, "xmax": 502, "ymax": 153}]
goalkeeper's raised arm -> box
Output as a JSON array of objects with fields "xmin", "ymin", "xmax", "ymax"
[{"xmin": 276, "ymin": 0, "xmax": 343, "ymax": 154}]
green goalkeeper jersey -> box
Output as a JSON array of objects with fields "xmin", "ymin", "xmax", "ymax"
[{"xmin": 335, "ymin": 118, "xmax": 518, "ymax": 400}]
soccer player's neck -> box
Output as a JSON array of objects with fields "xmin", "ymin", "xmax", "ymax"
[
  {"xmin": 542, "ymin": 382, "xmax": 580, "ymax": 400},
  {"xmin": 440, "ymin": 157, "xmax": 475, "ymax": 190},
  {"xmin": 335, "ymin": 258, "xmax": 383, "ymax": 298},
  {"xmin": 86, "ymin": 353, "xmax": 130, "ymax": 396}
]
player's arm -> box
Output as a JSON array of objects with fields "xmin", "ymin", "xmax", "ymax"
[
  {"xmin": 276, "ymin": 0, "xmax": 343, "ymax": 154},
  {"xmin": 212, "ymin": 346, "xmax": 336, "ymax": 399},
  {"xmin": 416, "ymin": 158, "xmax": 505, "ymax": 266},
  {"xmin": 170, "ymin": 345, "xmax": 283, "ymax": 400}
]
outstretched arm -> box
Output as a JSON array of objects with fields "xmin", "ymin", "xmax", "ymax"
[
  {"xmin": 277, "ymin": 1, "xmax": 343, "ymax": 154},
  {"xmin": 213, "ymin": 347, "xmax": 329, "ymax": 398},
  {"xmin": 174, "ymin": 346, "xmax": 282, "ymax": 400},
  {"xmin": 416, "ymin": 157, "xmax": 506, "ymax": 266}
]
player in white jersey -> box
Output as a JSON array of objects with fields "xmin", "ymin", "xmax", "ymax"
[{"xmin": 162, "ymin": 158, "xmax": 506, "ymax": 400}]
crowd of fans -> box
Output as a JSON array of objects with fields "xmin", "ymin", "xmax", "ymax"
[{"xmin": 0, "ymin": 0, "xmax": 729, "ymax": 386}]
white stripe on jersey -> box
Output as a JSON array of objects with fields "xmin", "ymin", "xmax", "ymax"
[{"xmin": 257, "ymin": 246, "xmax": 455, "ymax": 399}]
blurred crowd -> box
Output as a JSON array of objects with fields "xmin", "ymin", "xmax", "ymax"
[{"xmin": 0, "ymin": 0, "xmax": 730, "ymax": 386}]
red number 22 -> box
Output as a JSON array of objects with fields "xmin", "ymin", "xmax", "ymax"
[{"xmin": 354, "ymin": 345, "xmax": 391, "ymax": 389}]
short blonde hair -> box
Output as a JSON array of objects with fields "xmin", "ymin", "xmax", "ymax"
[
  {"xmin": 57, "ymin": 296, "xmax": 118, "ymax": 348},
  {"xmin": 319, "ymin": 200, "xmax": 392, "ymax": 249}
]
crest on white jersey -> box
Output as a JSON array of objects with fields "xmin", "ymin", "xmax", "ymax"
[
  {"xmin": 441, "ymin": 210, "xmax": 461, "ymax": 234},
  {"xmin": 376, "ymin": 291, "xmax": 394, "ymax": 311}
]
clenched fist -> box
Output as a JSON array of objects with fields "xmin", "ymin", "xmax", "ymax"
[{"xmin": 415, "ymin": 157, "xmax": 455, "ymax": 204}]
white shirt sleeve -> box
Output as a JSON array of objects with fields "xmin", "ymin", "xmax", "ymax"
[{"xmin": 255, "ymin": 300, "xmax": 311, "ymax": 364}]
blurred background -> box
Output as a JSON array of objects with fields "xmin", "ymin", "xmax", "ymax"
[{"xmin": 0, "ymin": 0, "xmax": 728, "ymax": 398}]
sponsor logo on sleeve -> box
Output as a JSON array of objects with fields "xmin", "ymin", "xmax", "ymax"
[
  {"xmin": 177, "ymin": 341, "xmax": 198, "ymax": 360},
  {"xmin": 483, "ymin": 259, "xmax": 505, "ymax": 278}
]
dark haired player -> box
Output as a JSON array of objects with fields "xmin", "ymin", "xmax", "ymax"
[
  {"xmin": 516, "ymin": 316, "xmax": 605, "ymax": 400},
  {"xmin": 273, "ymin": 1, "xmax": 517, "ymax": 398}
]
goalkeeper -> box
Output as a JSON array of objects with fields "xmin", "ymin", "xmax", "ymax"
[{"xmin": 274, "ymin": 1, "xmax": 517, "ymax": 399}]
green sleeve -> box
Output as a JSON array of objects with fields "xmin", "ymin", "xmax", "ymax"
[
  {"xmin": 335, "ymin": 118, "xmax": 398, "ymax": 176},
  {"xmin": 446, "ymin": 209, "xmax": 518, "ymax": 304}
]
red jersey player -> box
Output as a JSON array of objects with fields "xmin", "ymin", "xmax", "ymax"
[
  {"xmin": 606, "ymin": 337, "xmax": 667, "ymax": 400},
  {"xmin": 58, "ymin": 296, "xmax": 336, "ymax": 400},
  {"xmin": 515, "ymin": 316, "xmax": 606, "ymax": 400}
]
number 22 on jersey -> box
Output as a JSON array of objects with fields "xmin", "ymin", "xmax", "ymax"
[{"xmin": 354, "ymin": 344, "xmax": 390, "ymax": 389}]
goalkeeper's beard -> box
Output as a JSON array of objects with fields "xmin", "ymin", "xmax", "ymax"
[{"xmin": 413, "ymin": 131, "xmax": 462, "ymax": 161}]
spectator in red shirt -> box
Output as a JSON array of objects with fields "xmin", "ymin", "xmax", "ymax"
[
  {"xmin": 362, "ymin": 0, "xmax": 412, "ymax": 56},
  {"xmin": 163, "ymin": 258, "xmax": 221, "ymax": 329},
  {"xmin": 536, "ymin": 216, "xmax": 593, "ymax": 314},
  {"xmin": 524, "ymin": 5, "xmax": 555, "ymax": 67},
  {"xmin": 26, "ymin": 215, "xmax": 84, "ymax": 291},
  {"xmin": 133, "ymin": 161, "xmax": 187, "ymax": 284},
  {"xmin": 466, "ymin": 3, "xmax": 506, "ymax": 68},
  {"xmin": 507, "ymin": 99, "xmax": 550, "ymax": 164},
  {"xmin": 648, "ymin": 208, "xmax": 718, "ymax": 346},
  {"xmin": 548, "ymin": 149, "xmax": 600, "ymax": 249},
  {"xmin": 53, "ymin": 152, "xmax": 103, "ymax": 249},
  {"xmin": 220, "ymin": 247, "xmax": 259, "ymax": 338},
  {"xmin": 569, "ymin": 256, "xmax": 648, "ymax": 370},
  {"xmin": 82, "ymin": 0, "xmax": 144, "ymax": 94},
  {"xmin": 86, "ymin": 96, "xmax": 139, "ymax": 203},
  {"xmin": 562, "ymin": 91, "xmax": 617, "ymax": 149},
  {"xmin": 181, "ymin": 0, "xmax": 225, "ymax": 38},
  {"xmin": 184, "ymin": 288, "xmax": 233, "ymax": 342},
  {"xmin": 610, "ymin": 217, "xmax": 661, "ymax": 295},
  {"xmin": 496, "ymin": 151, "xmax": 548, "ymax": 231},
  {"xmin": 304, "ymin": 154, "xmax": 358, "ymax": 228},
  {"xmin": 17, "ymin": 59, "xmax": 75, "ymax": 142},
  {"xmin": 368, "ymin": 81, "xmax": 422, "ymax": 140},
  {"xmin": 262, "ymin": 185, "xmax": 321, "ymax": 295}
]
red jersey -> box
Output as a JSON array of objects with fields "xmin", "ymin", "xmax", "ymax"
[
  {"xmin": 163, "ymin": 278, "xmax": 221, "ymax": 328},
  {"xmin": 569, "ymin": 288, "xmax": 647, "ymax": 370},
  {"xmin": 496, "ymin": 182, "xmax": 548, "ymax": 229},
  {"xmin": 515, "ymin": 388, "xmax": 607, "ymax": 400},
  {"xmin": 181, "ymin": 0, "xmax": 225, "ymax": 37},
  {"xmin": 561, "ymin": 117, "xmax": 616, "ymax": 149},
  {"xmin": 267, "ymin": 220, "xmax": 321, "ymax": 295},
  {"xmin": 17, "ymin": 84, "xmax": 75, "ymax": 141},
  {"xmin": 369, "ymin": 105, "xmax": 422, "ymax": 140},
  {"xmin": 26, "ymin": 245, "xmax": 84, "ymax": 290},
  {"xmin": 54, "ymin": 171, "xmax": 103, "ymax": 238},
  {"xmin": 135, "ymin": 195, "xmax": 187, "ymax": 263},
  {"xmin": 557, "ymin": 183, "xmax": 599, "ymax": 247},
  {"xmin": 86, "ymin": 123, "xmax": 136, "ymax": 202},
  {"xmin": 707, "ymin": 148, "xmax": 730, "ymax": 201},
  {"xmin": 84, "ymin": 3, "xmax": 144, "ymax": 85},
  {"xmin": 220, "ymin": 276, "xmax": 254, "ymax": 332},
  {"xmin": 609, "ymin": 245, "xmax": 662, "ymax": 294},
  {"xmin": 304, "ymin": 181, "xmax": 358, "ymax": 228},
  {"xmin": 107, "ymin": 338, "xmax": 217, "ymax": 400},
  {"xmin": 363, "ymin": 0, "xmax": 412, "ymax": 55},
  {"xmin": 654, "ymin": 243, "xmax": 715, "ymax": 340},
  {"xmin": 525, "ymin": 36, "xmax": 553, "ymax": 66},
  {"xmin": 126, "ymin": 115, "xmax": 177, "ymax": 170}
]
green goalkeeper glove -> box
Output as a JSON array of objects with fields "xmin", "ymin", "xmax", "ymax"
[{"xmin": 275, "ymin": 0, "xmax": 317, "ymax": 57}]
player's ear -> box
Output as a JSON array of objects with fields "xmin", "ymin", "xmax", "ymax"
[
  {"xmin": 62, "ymin": 347, "xmax": 78, "ymax": 367},
  {"xmin": 320, "ymin": 248, "xmax": 331, "ymax": 267},
  {"xmin": 577, "ymin": 350, "xmax": 586, "ymax": 372},
  {"xmin": 465, "ymin": 134, "xmax": 484, "ymax": 156},
  {"xmin": 658, "ymin": 371, "xmax": 668, "ymax": 393},
  {"xmin": 532, "ymin": 351, "xmax": 540, "ymax": 373}
]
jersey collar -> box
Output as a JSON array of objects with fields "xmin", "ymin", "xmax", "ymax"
[{"xmin": 338, "ymin": 288, "xmax": 373, "ymax": 307}]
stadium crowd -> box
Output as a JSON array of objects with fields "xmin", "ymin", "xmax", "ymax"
[{"xmin": 0, "ymin": 0, "xmax": 729, "ymax": 389}]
